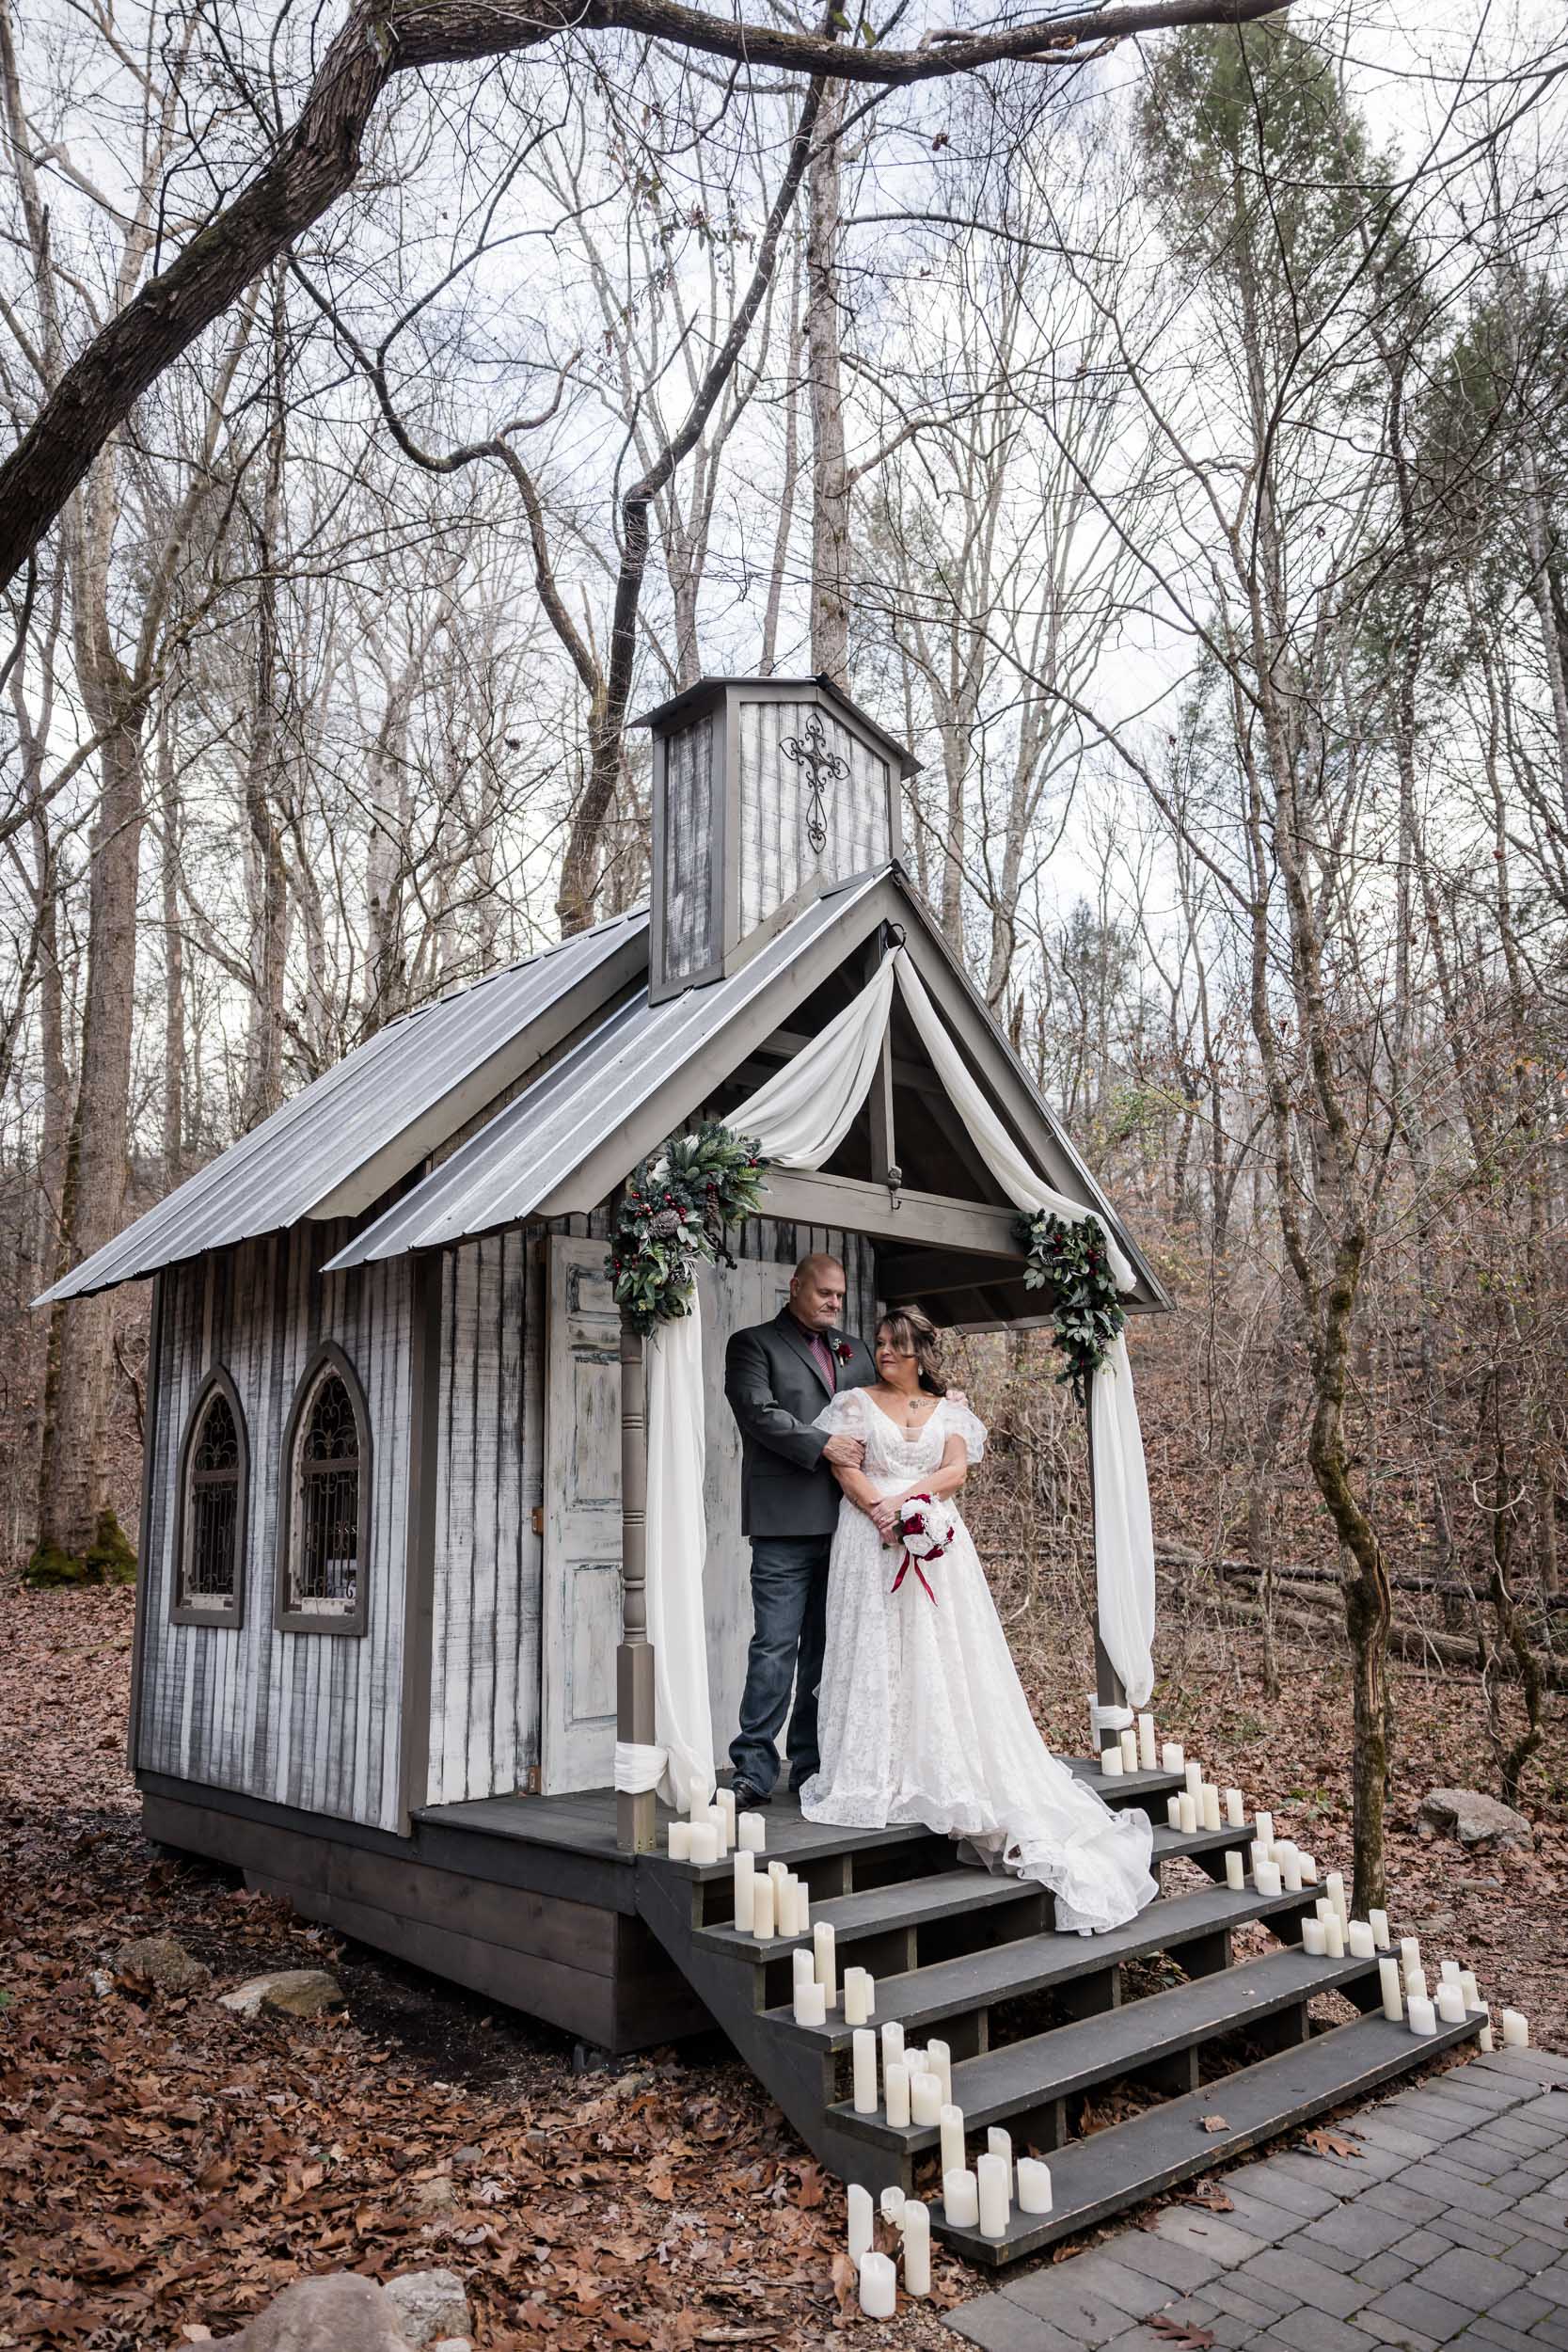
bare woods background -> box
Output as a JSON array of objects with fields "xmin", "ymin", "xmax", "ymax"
[{"xmin": 2, "ymin": 0, "xmax": 1565, "ymax": 1838}]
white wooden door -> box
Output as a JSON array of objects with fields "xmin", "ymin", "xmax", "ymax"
[
  {"xmin": 542, "ymin": 1239, "xmax": 624, "ymax": 1793},
  {"xmin": 542, "ymin": 1238, "xmax": 794, "ymax": 1794}
]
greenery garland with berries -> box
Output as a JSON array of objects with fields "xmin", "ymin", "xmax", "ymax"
[
  {"xmin": 1015, "ymin": 1210, "xmax": 1126, "ymax": 1407},
  {"xmin": 609, "ymin": 1120, "xmax": 770, "ymax": 1336}
]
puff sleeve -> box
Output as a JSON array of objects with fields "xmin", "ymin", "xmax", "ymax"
[
  {"xmin": 942, "ymin": 1397, "xmax": 988, "ymax": 1465},
  {"xmin": 813, "ymin": 1388, "xmax": 869, "ymax": 1438}
]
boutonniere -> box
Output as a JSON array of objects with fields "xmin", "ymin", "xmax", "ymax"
[{"xmin": 834, "ymin": 1340, "xmax": 854, "ymax": 1364}]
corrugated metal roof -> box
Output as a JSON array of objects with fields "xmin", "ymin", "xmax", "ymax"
[
  {"xmin": 35, "ymin": 908, "xmax": 648, "ymax": 1305},
  {"xmin": 325, "ymin": 875, "xmax": 885, "ymax": 1269}
]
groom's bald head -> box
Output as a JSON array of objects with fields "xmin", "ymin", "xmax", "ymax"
[{"xmin": 789, "ymin": 1253, "xmax": 846, "ymax": 1332}]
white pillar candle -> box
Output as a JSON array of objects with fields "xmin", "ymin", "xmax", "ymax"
[
  {"xmin": 751, "ymin": 1871, "xmax": 775, "ymax": 1942},
  {"xmin": 880, "ymin": 2185, "xmax": 906, "ymax": 2227},
  {"xmin": 707, "ymin": 1804, "xmax": 730, "ymax": 1857},
  {"xmin": 1400, "ymin": 1936, "xmax": 1420, "ymax": 1984},
  {"xmin": 768, "ymin": 1858, "xmax": 788, "ymax": 1891},
  {"xmin": 1298, "ymin": 1851, "xmax": 1318, "ymax": 1883},
  {"xmin": 1254, "ymin": 1811, "xmax": 1275, "ymax": 1850},
  {"xmin": 1162, "ymin": 1740, "xmax": 1184, "ymax": 1774},
  {"xmin": 1379, "ymin": 1956, "xmax": 1403, "ymax": 2021},
  {"xmin": 668, "ymin": 1821, "xmax": 693, "ymax": 1861},
  {"xmin": 852, "ymin": 2028, "xmax": 878, "ymax": 2114},
  {"xmin": 1017, "ymin": 2157, "xmax": 1053, "ymax": 2215},
  {"xmin": 1369, "ymin": 1908, "xmax": 1390, "ymax": 1947},
  {"xmin": 884, "ymin": 2061, "xmax": 911, "ymax": 2128},
  {"xmin": 1179, "ymin": 1793, "xmax": 1198, "ymax": 1836},
  {"xmin": 732, "ymin": 1850, "xmax": 754, "ymax": 1931},
  {"xmin": 1315, "ymin": 1897, "xmax": 1334, "ymax": 1921},
  {"xmin": 1119, "ymin": 1726, "xmax": 1139, "ymax": 1773},
  {"xmin": 857, "ymin": 2251, "xmax": 895, "ymax": 2319},
  {"xmin": 1502, "ymin": 2009, "xmax": 1530, "ymax": 2048},
  {"xmin": 927, "ymin": 2038, "xmax": 953, "ymax": 2107},
  {"xmin": 814, "ymin": 1921, "xmax": 837, "ymax": 2010},
  {"xmin": 881, "ymin": 2021, "xmax": 905, "ymax": 2075},
  {"xmin": 792, "ymin": 1877, "xmax": 812, "ymax": 1936},
  {"xmin": 1201, "ymin": 1784, "xmax": 1223, "ymax": 1835},
  {"xmin": 1256, "ymin": 1861, "xmax": 1282, "ymax": 1898},
  {"xmin": 1480, "ymin": 2020, "xmax": 1496, "ymax": 2050},
  {"xmin": 1185, "ymin": 1759, "xmax": 1204, "ymax": 1798},
  {"xmin": 903, "ymin": 2046, "xmax": 927, "ymax": 2082},
  {"xmin": 1101, "ymin": 1746, "xmax": 1124, "ymax": 1778},
  {"xmin": 1460, "ymin": 1969, "xmax": 1483, "ymax": 2012},
  {"xmin": 987, "ymin": 2125, "xmax": 1014, "ymax": 2193},
  {"xmin": 1408, "ymin": 1995, "xmax": 1438, "ymax": 2037},
  {"xmin": 911, "ymin": 2071, "xmax": 943, "ymax": 2128},
  {"xmin": 977, "ymin": 2152, "xmax": 1011, "ymax": 2241},
  {"xmin": 1281, "ymin": 1850, "xmax": 1303, "ymax": 1893},
  {"xmin": 1436, "ymin": 1983, "xmax": 1466, "ymax": 2025},
  {"xmin": 1440, "ymin": 1959, "xmax": 1462, "ymax": 1985},
  {"xmin": 844, "ymin": 1969, "xmax": 870, "ymax": 2027},
  {"xmin": 1250, "ymin": 1839, "xmax": 1268, "ymax": 1874},
  {"xmin": 1323, "ymin": 1912, "xmax": 1345, "ymax": 1959},
  {"xmin": 1138, "ymin": 1713, "xmax": 1157, "ymax": 1771},
  {"xmin": 738, "ymin": 1812, "xmax": 766, "ymax": 1853},
  {"xmin": 1225, "ymin": 1788, "xmax": 1245, "ymax": 1828},
  {"xmin": 689, "ymin": 1784, "xmax": 710, "ymax": 1824},
  {"xmin": 689, "ymin": 1821, "xmax": 719, "ymax": 1867},
  {"xmin": 847, "ymin": 2183, "xmax": 874, "ymax": 2265},
  {"xmin": 902, "ymin": 2199, "xmax": 931, "ymax": 2296},
  {"xmin": 1166, "ymin": 1796, "xmax": 1183, "ymax": 1831},
  {"xmin": 860, "ymin": 1970, "xmax": 876, "ymax": 2018},
  {"xmin": 1225, "ymin": 1849, "xmax": 1246, "ymax": 1892},
  {"xmin": 1406, "ymin": 1966, "xmax": 1428, "ymax": 2003},
  {"xmin": 1348, "ymin": 1919, "xmax": 1375, "ymax": 1959},
  {"xmin": 940, "ymin": 2103, "xmax": 965, "ymax": 2178},
  {"xmin": 1325, "ymin": 1870, "xmax": 1348, "ymax": 1925},
  {"xmin": 794, "ymin": 1978, "xmax": 826, "ymax": 2027},
  {"xmin": 793, "ymin": 1947, "xmax": 816, "ymax": 1994},
  {"xmin": 715, "ymin": 1785, "xmax": 736, "ymax": 1840},
  {"xmin": 943, "ymin": 2168, "xmax": 979, "ymax": 2228},
  {"xmin": 1302, "ymin": 1916, "xmax": 1326, "ymax": 1957}
]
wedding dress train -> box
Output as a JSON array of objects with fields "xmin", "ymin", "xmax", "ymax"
[{"xmin": 797, "ymin": 1389, "xmax": 1156, "ymax": 1935}]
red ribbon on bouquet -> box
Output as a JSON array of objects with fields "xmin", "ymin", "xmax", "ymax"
[{"xmin": 889, "ymin": 1492, "xmax": 946, "ymax": 1603}]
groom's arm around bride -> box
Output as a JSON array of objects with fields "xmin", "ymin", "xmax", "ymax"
[{"xmin": 723, "ymin": 1252, "xmax": 878, "ymax": 1807}]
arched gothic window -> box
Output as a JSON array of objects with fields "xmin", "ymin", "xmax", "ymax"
[
  {"xmin": 173, "ymin": 1371, "xmax": 248, "ymax": 1624},
  {"xmin": 278, "ymin": 1344, "xmax": 371, "ymax": 1635}
]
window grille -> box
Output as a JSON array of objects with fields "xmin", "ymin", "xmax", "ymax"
[
  {"xmin": 285, "ymin": 1362, "xmax": 366, "ymax": 1623},
  {"xmin": 174, "ymin": 1374, "xmax": 247, "ymax": 1623}
]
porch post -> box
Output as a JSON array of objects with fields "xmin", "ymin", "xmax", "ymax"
[
  {"xmin": 1085, "ymin": 1375, "xmax": 1126, "ymax": 1750},
  {"xmin": 617, "ymin": 1305, "xmax": 657, "ymax": 1851}
]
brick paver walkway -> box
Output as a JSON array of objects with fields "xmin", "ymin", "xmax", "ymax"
[{"xmin": 944, "ymin": 2045, "xmax": 1568, "ymax": 2352}]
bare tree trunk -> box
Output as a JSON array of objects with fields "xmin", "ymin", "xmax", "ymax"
[
  {"xmin": 241, "ymin": 277, "xmax": 291, "ymax": 1126},
  {"xmin": 807, "ymin": 79, "xmax": 850, "ymax": 685},
  {"xmin": 156, "ymin": 709, "xmax": 184, "ymax": 1182}
]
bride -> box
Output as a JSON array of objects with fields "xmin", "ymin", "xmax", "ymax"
[{"xmin": 798, "ymin": 1305, "xmax": 1156, "ymax": 1935}]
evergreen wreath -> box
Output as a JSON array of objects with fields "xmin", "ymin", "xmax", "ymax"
[
  {"xmin": 609, "ymin": 1120, "xmax": 768, "ymax": 1336},
  {"xmin": 1014, "ymin": 1210, "xmax": 1126, "ymax": 1406}
]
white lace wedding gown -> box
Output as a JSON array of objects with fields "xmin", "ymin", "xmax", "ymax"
[{"xmin": 798, "ymin": 1389, "xmax": 1157, "ymax": 1935}]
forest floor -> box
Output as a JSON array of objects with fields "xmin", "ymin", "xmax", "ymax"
[{"xmin": 0, "ymin": 1576, "xmax": 1563, "ymax": 2352}]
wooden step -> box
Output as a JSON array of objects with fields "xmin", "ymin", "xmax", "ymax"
[
  {"xmin": 694, "ymin": 1866, "xmax": 1043, "ymax": 1963},
  {"xmin": 1063, "ymin": 1756, "xmax": 1183, "ymax": 1807},
  {"xmin": 765, "ymin": 1879, "xmax": 1315, "ymax": 2054},
  {"xmin": 829, "ymin": 1947, "xmax": 1373, "ymax": 2153},
  {"xmin": 932, "ymin": 2008, "xmax": 1482, "ymax": 2265}
]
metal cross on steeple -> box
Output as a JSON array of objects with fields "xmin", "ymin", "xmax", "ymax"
[{"xmin": 779, "ymin": 709, "xmax": 850, "ymax": 853}]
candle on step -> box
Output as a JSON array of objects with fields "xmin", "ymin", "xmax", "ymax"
[
  {"xmin": 1179, "ymin": 1793, "xmax": 1198, "ymax": 1836},
  {"xmin": 1281, "ymin": 1850, "xmax": 1303, "ymax": 1894},
  {"xmin": 1256, "ymin": 1861, "xmax": 1282, "ymax": 1899},
  {"xmin": 793, "ymin": 1947, "xmax": 816, "ymax": 1996},
  {"xmin": 1406, "ymin": 1966, "xmax": 1428, "ymax": 2003},
  {"xmin": 668, "ymin": 1821, "xmax": 692, "ymax": 1862},
  {"xmin": 1400, "ymin": 1936, "xmax": 1420, "ymax": 1985},
  {"xmin": 1254, "ymin": 1811, "xmax": 1275, "ymax": 1850},
  {"xmin": 885, "ymin": 2061, "xmax": 911, "ymax": 2128},
  {"xmin": 847, "ymin": 2183, "xmax": 874, "ymax": 2265},
  {"xmin": 689, "ymin": 1821, "xmax": 719, "ymax": 1867},
  {"xmin": 1325, "ymin": 1870, "xmax": 1348, "ymax": 1926},
  {"xmin": 815, "ymin": 1921, "xmax": 838, "ymax": 2009},
  {"xmin": 943, "ymin": 2168, "xmax": 979, "ymax": 2229},
  {"xmin": 1460, "ymin": 1969, "xmax": 1484, "ymax": 2013},
  {"xmin": 1348, "ymin": 1919, "xmax": 1376, "ymax": 1960},
  {"xmin": 751, "ymin": 1871, "xmax": 775, "ymax": 1942},
  {"xmin": 1302, "ymin": 1917, "xmax": 1327, "ymax": 1957},
  {"xmin": 792, "ymin": 1878, "xmax": 812, "ymax": 1936},
  {"xmin": 1298, "ymin": 1852, "xmax": 1318, "ymax": 1883},
  {"xmin": 1138, "ymin": 1713, "xmax": 1158, "ymax": 1772},
  {"xmin": 903, "ymin": 2199, "xmax": 931, "ymax": 2296},
  {"xmin": 1440, "ymin": 1959, "xmax": 1462, "ymax": 1985},
  {"xmin": 768, "ymin": 1857, "xmax": 787, "ymax": 1892},
  {"xmin": 689, "ymin": 1784, "xmax": 710, "ymax": 1824},
  {"xmin": 940, "ymin": 2104, "xmax": 965, "ymax": 2179},
  {"xmin": 881, "ymin": 2021, "xmax": 905, "ymax": 2075},
  {"xmin": 1480, "ymin": 2020, "xmax": 1496, "ymax": 2050},
  {"xmin": 1225, "ymin": 1788, "xmax": 1245, "ymax": 1828},
  {"xmin": 858, "ymin": 2249, "xmax": 895, "ymax": 2320},
  {"xmin": 707, "ymin": 1803, "xmax": 730, "ymax": 1857},
  {"xmin": 1185, "ymin": 1758, "xmax": 1204, "ymax": 1798},
  {"xmin": 852, "ymin": 2028, "xmax": 878, "ymax": 2114},
  {"xmin": 880, "ymin": 2185, "xmax": 906, "ymax": 2227},
  {"xmin": 987, "ymin": 2126, "xmax": 1015, "ymax": 2193},
  {"xmin": 861, "ymin": 1970, "xmax": 876, "ymax": 2018},
  {"xmin": 1323, "ymin": 1913, "xmax": 1345, "ymax": 1959},
  {"xmin": 1379, "ymin": 1956, "xmax": 1403, "ymax": 2022},
  {"xmin": 737, "ymin": 1811, "xmax": 766, "ymax": 1853},
  {"xmin": 911, "ymin": 2071, "xmax": 943, "ymax": 2128},
  {"xmin": 793, "ymin": 1978, "xmax": 826, "ymax": 2027},
  {"xmin": 1119, "ymin": 1726, "xmax": 1139, "ymax": 1773},
  {"xmin": 1250, "ymin": 1840, "xmax": 1268, "ymax": 1874},
  {"xmin": 1436, "ymin": 1983, "xmax": 1466, "ymax": 2026},
  {"xmin": 715, "ymin": 1785, "xmax": 736, "ymax": 1842},
  {"xmin": 1017, "ymin": 2158, "xmax": 1053, "ymax": 2215},
  {"xmin": 977, "ymin": 2152, "xmax": 1011, "ymax": 2241},
  {"xmin": 1226, "ymin": 1850, "xmax": 1246, "ymax": 1893},
  {"xmin": 844, "ymin": 1969, "xmax": 870, "ymax": 2027},
  {"xmin": 1408, "ymin": 1995, "xmax": 1438, "ymax": 2037},
  {"xmin": 903, "ymin": 2046, "xmax": 927, "ymax": 2083},
  {"xmin": 928, "ymin": 2038, "xmax": 953, "ymax": 2107},
  {"xmin": 1201, "ymin": 1784, "xmax": 1223, "ymax": 1835},
  {"xmin": 1166, "ymin": 1796, "xmax": 1183, "ymax": 1831},
  {"xmin": 1369, "ymin": 1908, "xmax": 1390, "ymax": 1948},
  {"xmin": 1162, "ymin": 1740, "xmax": 1184, "ymax": 1775},
  {"xmin": 1101, "ymin": 1746, "xmax": 1125, "ymax": 1778},
  {"xmin": 732, "ymin": 1850, "xmax": 754, "ymax": 1931},
  {"xmin": 1502, "ymin": 2009, "xmax": 1530, "ymax": 2048}
]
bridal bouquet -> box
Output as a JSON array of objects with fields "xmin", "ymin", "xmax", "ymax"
[{"xmin": 890, "ymin": 1492, "xmax": 956, "ymax": 1603}]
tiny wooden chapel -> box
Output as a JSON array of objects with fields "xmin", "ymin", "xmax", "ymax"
[{"xmin": 41, "ymin": 675, "xmax": 1479, "ymax": 2258}]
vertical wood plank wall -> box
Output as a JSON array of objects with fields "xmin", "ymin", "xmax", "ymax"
[
  {"xmin": 737, "ymin": 700, "xmax": 891, "ymax": 939},
  {"xmin": 137, "ymin": 1226, "xmax": 413, "ymax": 1832}
]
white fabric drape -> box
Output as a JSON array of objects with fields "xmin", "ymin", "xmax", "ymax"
[{"xmin": 624, "ymin": 939, "xmax": 1155, "ymax": 1811}]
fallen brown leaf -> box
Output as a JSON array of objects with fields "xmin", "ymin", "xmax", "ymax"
[{"xmin": 1198, "ymin": 2115, "xmax": 1228, "ymax": 2135}]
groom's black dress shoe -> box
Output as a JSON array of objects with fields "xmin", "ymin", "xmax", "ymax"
[{"xmin": 731, "ymin": 1778, "xmax": 769, "ymax": 1811}]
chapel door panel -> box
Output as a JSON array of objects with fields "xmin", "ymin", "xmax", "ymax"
[{"xmin": 541, "ymin": 1237, "xmax": 622, "ymax": 1793}]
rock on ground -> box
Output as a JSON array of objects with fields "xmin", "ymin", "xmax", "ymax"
[
  {"xmin": 1417, "ymin": 1787, "xmax": 1533, "ymax": 1851},
  {"xmin": 382, "ymin": 2270, "xmax": 471, "ymax": 2348},
  {"xmin": 216, "ymin": 1968, "xmax": 344, "ymax": 2019},
  {"xmin": 114, "ymin": 1932, "xmax": 209, "ymax": 1990},
  {"xmin": 205, "ymin": 2274, "xmax": 407, "ymax": 2350}
]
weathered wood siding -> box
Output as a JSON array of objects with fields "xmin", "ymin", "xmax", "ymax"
[
  {"xmin": 660, "ymin": 714, "xmax": 719, "ymax": 987},
  {"xmin": 138, "ymin": 1227, "xmax": 412, "ymax": 1831},
  {"xmin": 737, "ymin": 699, "xmax": 892, "ymax": 939}
]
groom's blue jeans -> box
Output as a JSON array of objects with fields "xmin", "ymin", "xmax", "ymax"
[{"xmin": 729, "ymin": 1534, "xmax": 833, "ymax": 1797}]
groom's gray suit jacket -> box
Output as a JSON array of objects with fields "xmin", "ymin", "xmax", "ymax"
[{"xmin": 725, "ymin": 1311, "xmax": 878, "ymax": 1539}]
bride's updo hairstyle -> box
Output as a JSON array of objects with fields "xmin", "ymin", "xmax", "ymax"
[{"xmin": 876, "ymin": 1305, "xmax": 948, "ymax": 1396}]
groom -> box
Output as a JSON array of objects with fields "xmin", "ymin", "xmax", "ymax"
[{"xmin": 724, "ymin": 1253, "xmax": 877, "ymax": 1810}]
